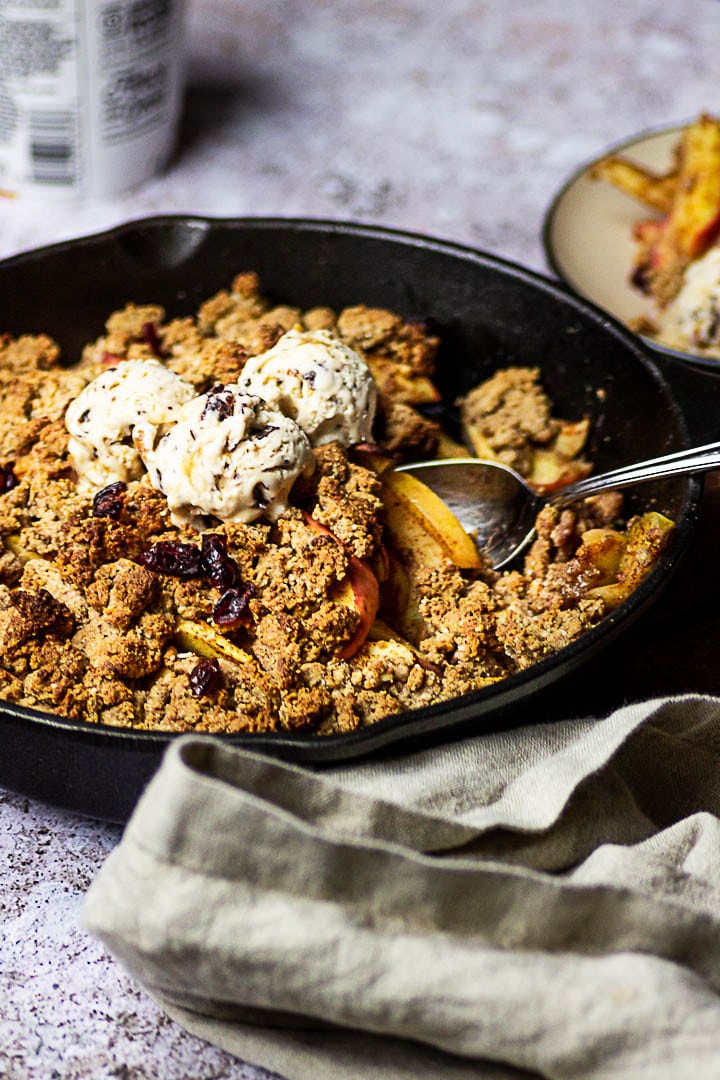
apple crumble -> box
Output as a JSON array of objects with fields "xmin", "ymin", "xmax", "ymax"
[
  {"xmin": 591, "ymin": 113, "xmax": 720, "ymax": 358},
  {"xmin": 0, "ymin": 273, "xmax": 674, "ymax": 735}
]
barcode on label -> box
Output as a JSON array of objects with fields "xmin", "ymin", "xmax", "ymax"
[{"xmin": 28, "ymin": 111, "xmax": 77, "ymax": 184}]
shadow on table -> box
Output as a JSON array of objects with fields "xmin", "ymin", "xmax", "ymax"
[{"xmin": 175, "ymin": 73, "xmax": 288, "ymax": 160}]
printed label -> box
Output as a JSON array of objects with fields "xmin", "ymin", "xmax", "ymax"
[{"xmin": 0, "ymin": 0, "xmax": 185, "ymax": 196}]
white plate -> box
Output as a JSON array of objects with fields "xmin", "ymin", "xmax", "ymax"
[{"xmin": 543, "ymin": 123, "xmax": 720, "ymax": 369}]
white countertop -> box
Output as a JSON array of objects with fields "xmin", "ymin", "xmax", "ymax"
[{"xmin": 3, "ymin": 1, "xmax": 720, "ymax": 1076}]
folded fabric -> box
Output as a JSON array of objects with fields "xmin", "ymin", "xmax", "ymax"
[{"xmin": 84, "ymin": 694, "xmax": 720, "ymax": 1079}]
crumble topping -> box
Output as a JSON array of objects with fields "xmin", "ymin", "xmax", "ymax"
[{"xmin": 460, "ymin": 366, "xmax": 559, "ymax": 473}]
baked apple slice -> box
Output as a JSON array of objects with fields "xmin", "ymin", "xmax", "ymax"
[
  {"xmin": 368, "ymin": 617, "xmax": 442, "ymax": 675},
  {"xmin": 572, "ymin": 528, "xmax": 627, "ymax": 592},
  {"xmin": 175, "ymin": 618, "xmax": 259, "ymax": 668},
  {"xmin": 366, "ymin": 356, "xmax": 442, "ymax": 405},
  {"xmin": 380, "ymin": 547, "xmax": 427, "ymax": 643},
  {"xmin": 588, "ymin": 512, "xmax": 674, "ymax": 609},
  {"xmin": 381, "ymin": 470, "xmax": 482, "ymax": 571},
  {"xmin": 4, "ymin": 533, "xmax": 42, "ymax": 563},
  {"xmin": 330, "ymin": 555, "xmax": 381, "ymax": 659},
  {"xmin": 303, "ymin": 512, "xmax": 380, "ymax": 659},
  {"xmin": 528, "ymin": 450, "xmax": 592, "ymax": 494},
  {"xmin": 434, "ymin": 431, "xmax": 473, "ymax": 459}
]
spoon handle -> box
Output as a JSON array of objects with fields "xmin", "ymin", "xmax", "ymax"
[{"xmin": 549, "ymin": 439, "xmax": 720, "ymax": 508}]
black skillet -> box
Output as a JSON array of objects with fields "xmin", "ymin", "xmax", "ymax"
[{"xmin": 0, "ymin": 217, "xmax": 711, "ymax": 820}]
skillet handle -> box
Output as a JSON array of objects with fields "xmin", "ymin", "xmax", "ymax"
[{"xmin": 653, "ymin": 354, "xmax": 720, "ymax": 445}]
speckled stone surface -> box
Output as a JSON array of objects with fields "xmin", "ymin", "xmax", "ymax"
[{"xmin": 2, "ymin": 1, "xmax": 720, "ymax": 1076}]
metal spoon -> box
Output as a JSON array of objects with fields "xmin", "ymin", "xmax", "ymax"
[{"xmin": 396, "ymin": 440, "xmax": 720, "ymax": 569}]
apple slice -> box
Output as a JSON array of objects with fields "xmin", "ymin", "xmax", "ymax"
[
  {"xmin": 303, "ymin": 512, "xmax": 380, "ymax": 659},
  {"xmin": 331, "ymin": 556, "xmax": 381, "ymax": 659},
  {"xmin": 552, "ymin": 418, "xmax": 590, "ymax": 459},
  {"xmin": 381, "ymin": 547, "xmax": 410, "ymax": 613},
  {"xmin": 370, "ymin": 542, "xmax": 390, "ymax": 584},
  {"xmin": 368, "ymin": 618, "xmax": 442, "ymax": 675},
  {"xmin": 4, "ymin": 533, "xmax": 43, "ymax": 563},
  {"xmin": 366, "ymin": 357, "xmax": 442, "ymax": 404},
  {"xmin": 588, "ymin": 512, "xmax": 674, "ymax": 610},
  {"xmin": 380, "ymin": 547, "xmax": 428, "ymax": 643},
  {"xmin": 590, "ymin": 155, "xmax": 677, "ymax": 214},
  {"xmin": 464, "ymin": 414, "xmax": 590, "ymax": 493},
  {"xmin": 435, "ymin": 431, "xmax": 473, "ymax": 459},
  {"xmin": 381, "ymin": 470, "xmax": 481, "ymax": 571},
  {"xmin": 175, "ymin": 618, "xmax": 258, "ymax": 669},
  {"xmin": 576, "ymin": 528, "xmax": 626, "ymax": 585},
  {"xmin": 463, "ymin": 420, "xmax": 498, "ymax": 461},
  {"xmin": 528, "ymin": 449, "xmax": 592, "ymax": 493}
]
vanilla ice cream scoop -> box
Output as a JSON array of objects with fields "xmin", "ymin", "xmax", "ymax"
[
  {"xmin": 656, "ymin": 246, "xmax": 720, "ymax": 357},
  {"xmin": 239, "ymin": 327, "xmax": 377, "ymax": 447},
  {"xmin": 140, "ymin": 384, "xmax": 314, "ymax": 527},
  {"xmin": 65, "ymin": 358, "xmax": 195, "ymax": 491}
]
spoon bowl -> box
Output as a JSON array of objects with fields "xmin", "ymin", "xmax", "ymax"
[
  {"xmin": 395, "ymin": 458, "xmax": 544, "ymax": 570},
  {"xmin": 398, "ymin": 440, "xmax": 720, "ymax": 568}
]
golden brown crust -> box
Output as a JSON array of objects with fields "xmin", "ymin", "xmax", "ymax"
[
  {"xmin": 460, "ymin": 366, "xmax": 559, "ymax": 473},
  {"xmin": 377, "ymin": 400, "xmax": 441, "ymax": 460}
]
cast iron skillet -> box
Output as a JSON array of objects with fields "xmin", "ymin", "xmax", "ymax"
[{"xmin": 0, "ymin": 217, "xmax": 707, "ymax": 820}]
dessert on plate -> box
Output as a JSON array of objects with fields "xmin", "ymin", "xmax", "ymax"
[{"xmin": 592, "ymin": 112, "xmax": 720, "ymax": 358}]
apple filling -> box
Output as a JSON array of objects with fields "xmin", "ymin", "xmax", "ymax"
[{"xmin": 0, "ymin": 274, "xmax": 673, "ymax": 735}]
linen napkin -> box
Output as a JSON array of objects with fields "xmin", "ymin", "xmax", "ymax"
[{"xmin": 84, "ymin": 693, "xmax": 720, "ymax": 1079}]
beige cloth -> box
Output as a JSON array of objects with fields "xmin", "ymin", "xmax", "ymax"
[{"xmin": 84, "ymin": 694, "xmax": 720, "ymax": 1079}]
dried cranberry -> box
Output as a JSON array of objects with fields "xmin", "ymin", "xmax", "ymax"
[
  {"xmin": 141, "ymin": 321, "xmax": 167, "ymax": 358},
  {"xmin": 0, "ymin": 463, "xmax": 19, "ymax": 494},
  {"xmin": 201, "ymin": 533, "xmax": 239, "ymax": 590},
  {"xmin": 92, "ymin": 480, "xmax": 127, "ymax": 519},
  {"xmin": 200, "ymin": 532, "xmax": 227, "ymax": 565},
  {"xmin": 212, "ymin": 583, "xmax": 256, "ymax": 628},
  {"xmin": 189, "ymin": 658, "xmax": 222, "ymax": 698},
  {"xmin": 138, "ymin": 541, "xmax": 203, "ymax": 578}
]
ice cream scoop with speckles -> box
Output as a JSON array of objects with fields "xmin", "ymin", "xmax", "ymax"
[
  {"xmin": 656, "ymin": 246, "xmax": 720, "ymax": 358},
  {"xmin": 65, "ymin": 358, "xmax": 195, "ymax": 491},
  {"xmin": 240, "ymin": 327, "xmax": 377, "ymax": 447},
  {"xmin": 139, "ymin": 384, "xmax": 314, "ymax": 527}
]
